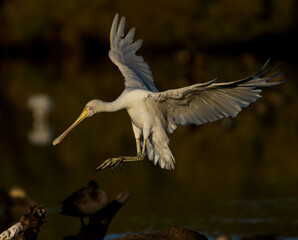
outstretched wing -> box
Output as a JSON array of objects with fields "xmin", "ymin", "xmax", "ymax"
[
  {"xmin": 147, "ymin": 59, "xmax": 282, "ymax": 133},
  {"xmin": 109, "ymin": 14, "xmax": 159, "ymax": 92}
]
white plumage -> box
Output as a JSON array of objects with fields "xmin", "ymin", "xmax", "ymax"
[{"xmin": 53, "ymin": 14, "xmax": 282, "ymax": 171}]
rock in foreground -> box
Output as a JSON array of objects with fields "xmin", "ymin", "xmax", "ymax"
[{"xmin": 116, "ymin": 226, "xmax": 208, "ymax": 240}]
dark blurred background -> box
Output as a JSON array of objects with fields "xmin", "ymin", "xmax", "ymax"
[{"xmin": 0, "ymin": 0, "xmax": 297, "ymax": 239}]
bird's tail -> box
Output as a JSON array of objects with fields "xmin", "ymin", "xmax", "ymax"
[{"xmin": 146, "ymin": 132, "xmax": 175, "ymax": 170}]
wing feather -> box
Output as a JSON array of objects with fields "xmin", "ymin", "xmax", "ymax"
[
  {"xmin": 147, "ymin": 60, "xmax": 282, "ymax": 130},
  {"xmin": 109, "ymin": 14, "xmax": 159, "ymax": 92}
]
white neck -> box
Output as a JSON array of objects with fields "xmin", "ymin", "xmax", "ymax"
[
  {"xmin": 102, "ymin": 100, "xmax": 122, "ymax": 112},
  {"xmin": 93, "ymin": 98, "xmax": 125, "ymax": 113}
]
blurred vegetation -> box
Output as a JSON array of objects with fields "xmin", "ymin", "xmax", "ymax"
[
  {"xmin": 0, "ymin": 0, "xmax": 297, "ymax": 54},
  {"xmin": 0, "ymin": 0, "xmax": 297, "ymax": 239}
]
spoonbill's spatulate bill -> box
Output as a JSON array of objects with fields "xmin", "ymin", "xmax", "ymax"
[{"xmin": 53, "ymin": 14, "xmax": 282, "ymax": 171}]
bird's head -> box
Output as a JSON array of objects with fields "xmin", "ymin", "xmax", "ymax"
[
  {"xmin": 85, "ymin": 99, "xmax": 105, "ymax": 115},
  {"xmin": 52, "ymin": 99, "xmax": 103, "ymax": 146}
]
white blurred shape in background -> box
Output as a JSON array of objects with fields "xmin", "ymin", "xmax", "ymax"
[{"xmin": 27, "ymin": 94, "xmax": 53, "ymax": 146}]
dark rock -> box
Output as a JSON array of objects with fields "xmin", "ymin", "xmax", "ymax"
[{"xmin": 115, "ymin": 226, "xmax": 208, "ymax": 240}]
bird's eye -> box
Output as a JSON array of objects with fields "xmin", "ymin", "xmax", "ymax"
[{"xmin": 87, "ymin": 107, "xmax": 94, "ymax": 115}]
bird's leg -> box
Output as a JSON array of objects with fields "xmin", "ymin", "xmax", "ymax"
[
  {"xmin": 95, "ymin": 139, "xmax": 146, "ymax": 171},
  {"xmin": 142, "ymin": 139, "xmax": 146, "ymax": 155},
  {"xmin": 122, "ymin": 139, "xmax": 146, "ymax": 162},
  {"xmin": 136, "ymin": 138, "xmax": 141, "ymax": 156}
]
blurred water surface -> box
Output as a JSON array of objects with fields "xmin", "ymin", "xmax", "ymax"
[
  {"xmin": 0, "ymin": 53, "xmax": 297, "ymax": 240},
  {"xmin": 0, "ymin": 1, "xmax": 297, "ymax": 239}
]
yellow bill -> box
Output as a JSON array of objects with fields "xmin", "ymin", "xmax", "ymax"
[{"xmin": 52, "ymin": 108, "xmax": 88, "ymax": 146}]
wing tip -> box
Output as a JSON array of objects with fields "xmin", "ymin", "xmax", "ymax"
[
  {"xmin": 110, "ymin": 13, "xmax": 119, "ymax": 42},
  {"xmin": 117, "ymin": 16, "xmax": 126, "ymax": 38}
]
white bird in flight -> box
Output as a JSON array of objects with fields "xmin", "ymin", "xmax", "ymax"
[{"xmin": 53, "ymin": 14, "xmax": 282, "ymax": 171}]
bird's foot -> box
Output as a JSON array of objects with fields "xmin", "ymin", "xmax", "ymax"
[
  {"xmin": 95, "ymin": 154, "xmax": 145, "ymax": 172},
  {"xmin": 95, "ymin": 156, "xmax": 124, "ymax": 171},
  {"xmin": 136, "ymin": 153, "xmax": 145, "ymax": 161}
]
